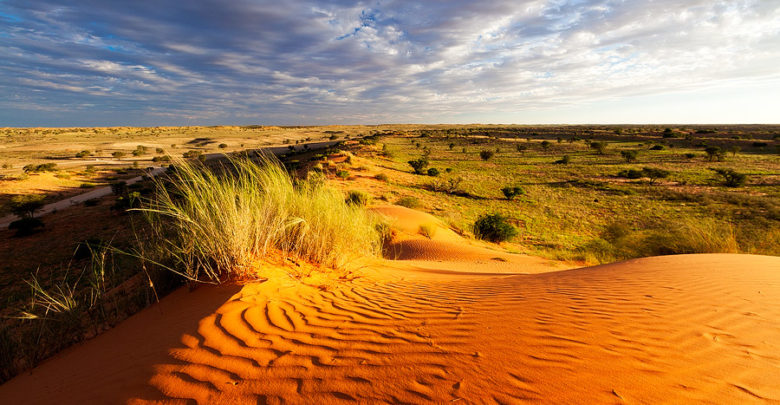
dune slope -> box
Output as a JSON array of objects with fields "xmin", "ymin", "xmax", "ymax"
[{"xmin": 1, "ymin": 253, "xmax": 778, "ymax": 404}]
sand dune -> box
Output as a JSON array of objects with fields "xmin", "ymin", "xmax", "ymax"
[{"xmin": 1, "ymin": 208, "xmax": 779, "ymax": 404}]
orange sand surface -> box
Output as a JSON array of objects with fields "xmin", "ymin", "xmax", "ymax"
[{"xmin": 1, "ymin": 208, "xmax": 779, "ymax": 404}]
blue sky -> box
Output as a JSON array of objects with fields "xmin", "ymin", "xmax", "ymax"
[{"xmin": 1, "ymin": 0, "xmax": 778, "ymax": 126}]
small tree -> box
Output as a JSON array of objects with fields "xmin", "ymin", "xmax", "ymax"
[
  {"xmin": 479, "ymin": 150, "xmax": 494, "ymax": 161},
  {"xmin": 219, "ymin": 143, "xmax": 228, "ymax": 149},
  {"xmin": 448, "ymin": 143, "xmax": 455, "ymax": 150},
  {"xmin": 705, "ymin": 146, "xmax": 725, "ymax": 162},
  {"xmin": 501, "ymin": 186, "xmax": 524, "ymax": 200},
  {"xmin": 712, "ymin": 168, "xmax": 746, "ymax": 187},
  {"xmin": 515, "ymin": 144, "xmax": 527, "ymax": 153},
  {"xmin": 727, "ymin": 146, "xmax": 740, "ymax": 157},
  {"xmin": 641, "ymin": 167, "xmax": 670, "ymax": 184},
  {"xmin": 10, "ymin": 194, "xmax": 45, "ymax": 219},
  {"xmin": 554, "ymin": 155, "xmax": 570, "ymax": 164},
  {"xmin": 112, "ymin": 151, "xmax": 126, "ymax": 160},
  {"xmin": 540, "ymin": 140, "xmax": 551, "ymax": 150},
  {"xmin": 408, "ymin": 158, "xmax": 429, "ymax": 175},
  {"xmin": 621, "ymin": 150, "xmax": 638, "ymax": 163}
]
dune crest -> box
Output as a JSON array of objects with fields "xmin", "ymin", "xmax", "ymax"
[{"xmin": 1, "ymin": 253, "xmax": 778, "ymax": 404}]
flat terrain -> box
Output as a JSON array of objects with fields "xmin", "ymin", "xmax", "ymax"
[{"xmin": 0, "ymin": 205, "xmax": 778, "ymax": 403}]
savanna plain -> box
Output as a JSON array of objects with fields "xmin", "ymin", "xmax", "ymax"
[{"xmin": 0, "ymin": 124, "xmax": 779, "ymax": 404}]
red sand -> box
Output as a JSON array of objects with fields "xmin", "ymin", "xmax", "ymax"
[{"xmin": 1, "ymin": 206, "xmax": 779, "ymax": 404}]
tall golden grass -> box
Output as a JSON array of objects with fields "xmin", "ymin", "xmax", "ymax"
[{"xmin": 138, "ymin": 156, "xmax": 382, "ymax": 282}]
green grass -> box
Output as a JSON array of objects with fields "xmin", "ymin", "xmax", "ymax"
[
  {"xmin": 367, "ymin": 134, "xmax": 779, "ymax": 263},
  {"xmin": 137, "ymin": 156, "xmax": 382, "ymax": 282}
]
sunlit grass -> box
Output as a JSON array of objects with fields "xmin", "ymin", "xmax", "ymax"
[{"xmin": 138, "ymin": 156, "xmax": 382, "ymax": 282}]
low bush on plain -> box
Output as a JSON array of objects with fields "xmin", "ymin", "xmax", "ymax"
[{"xmin": 473, "ymin": 213, "xmax": 517, "ymax": 243}]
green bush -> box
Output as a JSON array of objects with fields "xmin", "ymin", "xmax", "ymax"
[
  {"xmin": 590, "ymin": 142, "xmax": 607, "ymax": 154},
  {"xmin": 219, "ymin": 143, "xmax": 228, "ymax": 149},
  {"xmin": 408, "ymin": 158, "xmax": 429, "ymax": 174},
  {"xmin": 396, "ymin": 196, "xmax": 421, "ymax": 209},
  {"xmin": 617, "ymin": 169, "xmax": 643, "ymax": 179},
  {"xmin": 705, "ymin": 146, "xmax": 725, "ymax": 161},
  {"xmin": 620, "ymin": 150, "xmax": 638, "ymax": 163},
  {"xmin": 479, "ymin": 150, "xmax": 495, "ymax": 160},
  {"xmin": 649, "ymin": 145, "xmax": 664, "ymax": 151},
  {"xmin": 554, "ymin": 155, "xmax": 570, "ymax": 164},
  {"xmin": 336, "ymin": 170, "xmax": 350, "ymax": 179},
  {"xmin": 501, "ymin": 186, "xmax": 524, "ymax": 200},
  {"xmin": 23, "ymin": 163, "xmax": 57, "ymax": 173},
  {"xmin": 473, "ymin": 213, "xmax": 517, "ymax": 242},
  {"xmin": 374, "ymin": 173, "xmax": 389, "ymax": 181},
  {"xmin": 712, "ymin": 168, "xmax": 747, "ymax": 187},
  {"xmin": 75, "ymin": 150, "xmax": 91, "ymax": 158},
  {"xmin": 641, "ymin": 167, "xmax": 670, "ymax": 184},
  {"xmin": 427, "ymin": 168, "xmax": 440, "ymax": 176}
]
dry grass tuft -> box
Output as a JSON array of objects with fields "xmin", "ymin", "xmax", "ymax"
[{"xmin": 137, "ymin": 156, "xmax": 382, "ymax": 282}]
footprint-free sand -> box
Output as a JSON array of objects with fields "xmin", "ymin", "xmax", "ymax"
[{"xmin": 1, "ymin": 207, "xmax": 778, "ymax": 404}]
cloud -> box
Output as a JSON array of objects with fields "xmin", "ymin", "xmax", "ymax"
[{"xmin": 0, "ymin": 0, "xmax": 778, "ymax": 125}]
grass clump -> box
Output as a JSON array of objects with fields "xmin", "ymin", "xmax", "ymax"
[
  {"xmin": 346, "ymin": 190, "xmax": 372, "ymax": 206},
  {"xmin": 418, "ymin": 223, "xmax": 437, "ymax": 239},
  {"xmin": 138, "ymin": 156, "xmax": 382, "ymax": 282}
]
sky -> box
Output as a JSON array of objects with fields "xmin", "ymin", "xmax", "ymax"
[{"xmin": 1, "ymin": 0, "xmax": 779, "ymax": 126}]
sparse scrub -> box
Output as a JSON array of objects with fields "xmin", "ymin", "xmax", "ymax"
[{"xmin": 137, "ymin": 157, "xmax": 382, "ymax": 282}]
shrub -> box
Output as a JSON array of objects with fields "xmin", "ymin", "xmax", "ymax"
[
  {"xmin": 219, "ymin": 143, "xmax": 228, "ymax": 149},
  {"xmin": 374, "ymin": 173, "xmax": 388, "ymax": 182},
  {"xmin": 427, "ymin": 168, "xmax": 440, "ymax": 177},
  {"xmin": 110, "ymin": 181, "xmax": 128, "ymax": 196},
  {"xmin": 617, "ymin": 169, "xmax": 643, "ymax": 179},
  {"xmin": 727, "ymin": 146, "xmax": 741, "ymax": 157},
  {"xmin": 112, "ymin": 151, "xmax": 126, "ymax": 160},
  {"xmin": 336, "ymin": 170, "xmax": 350, "ymax": 179},
  {"xmin": 152, "ymin": 155, "xmax": 172, "ymax": 162},
  {"xmin": 540, "ymin": 140, "xmax": 551, "ymax": 150},
  {"xmin": 554, "ymin": 155, "xmax": 570, "ymax": 164},
  {"xmin": 396, "ymin": 196, "xmax": 421, "ymax": 209},
  {"xmin": 156, "ymin": 148, "xmax": 165, "ymax": 154},
  {"xmin": 408, "ymin": 158, "xmax": 429, "ymax": 174},
  {"xmin": 712, "ymin": 168, "xmax": 747, "ymax": 187},
  {"xmin": 479, "ymin": 150, "xmax": 494, "ymax": 161},
  {"xmin": 590, "ymin": 142, "xmax": 607, "ymax": 154},
  {"xmin": 8, "ymin": 217, "xmax": 44, "ymax": 236},
  {"xmin": 137, "ymin": 156, "xmax": 382, "ymax": 281},
  {"xmin": 649, "ymin": 144, "xmax": 664, "ymax": 151},
  {"xmin": 473, "ymin": 213, "xmax": 517, "ymax": 243},
  {"xmin": 501, "ymin": 186, "xmax": 524, "ymax": 200},
  {"xmin": 705, "ymin": 146, "xmax": 725, "ymax": 161},
  {"xmin": 516, "ymin": 144, "xmax": 527, "ymax": 153},
  {"xmin": 23, "ymin": 163, "xmax": 57, "ymax": 173},
  {"xmin": 620, "ymin": 150, "xmax": 638, "ymax": 163},
  {"xmin": 642, "ymin": 167, "xmax": 670, "ymax": 184},
  {"xmin": 684, "ymin": 153, "xmax": 696, "ymax": 160},
  {"xmin": 346, "ymin": 190, "xmax": 371, "ymax": 206},
  {"xmin": 182, "ymin": 150, "xmax": 203, "ymax": 159},
  {"xmin": 79, "ymin": 183, "xmax": 96, "ymax": 188},
  {"xmin": 75, "ymin": 150, "xmax": 91, "ymax": 158},
  {"xmin": 448, "ymin": 143, "xmax": 455, "ymax": 150}
]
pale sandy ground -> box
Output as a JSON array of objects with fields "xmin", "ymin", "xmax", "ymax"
[{"xmin": 1, "ymin": 206, "xmax": 779, "ymax": 404}]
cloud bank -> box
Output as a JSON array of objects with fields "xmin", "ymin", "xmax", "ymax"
[{"xmin": 1, "ymin": 0, "xmax": 778, "ymax": 125}]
